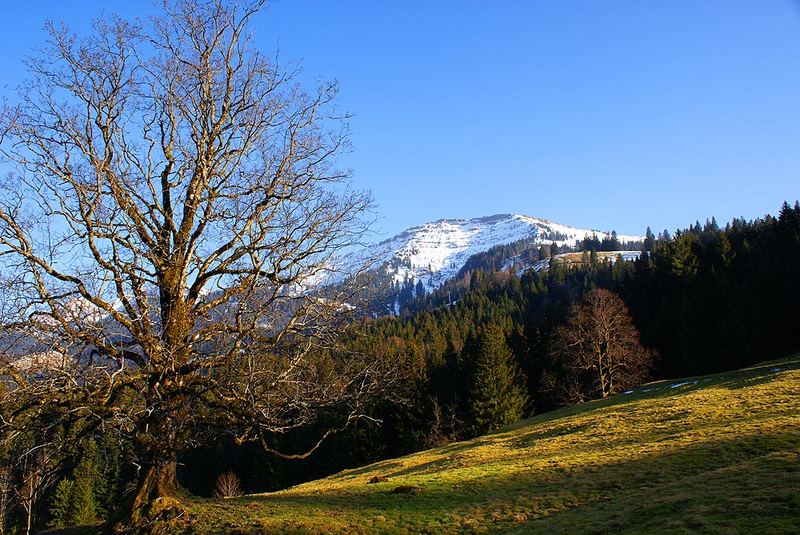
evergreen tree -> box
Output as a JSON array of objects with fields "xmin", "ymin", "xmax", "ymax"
[
  {"xmin": 671, "ymin": 232, "xmax": 699, "ymax": 278},
  {"xmin": 49, "ymin": 479, "xmax": 75, "ymax": 529},
  {"xmin": 96, "ymin": 437, "xmax": 124, "ymax": 515},
  {"xmin": 644, "ymin": 227, "xmax": 655, "ymax": 252},
  {"xmin": 48, "ymin": 440, "xmax": 101, "ymax": 528},
  {"xmin": 468, "ymin": 324, "xmax": 529, "ymax": 433},
  {"xmin": 415, "ymin": 280, "xmax": 426, "ymax": 300},
  {"xmin": 71, "ymin": 462, "xmax": 98, "ymax": 525}
]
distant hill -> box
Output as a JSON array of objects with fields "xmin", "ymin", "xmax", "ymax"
[
  {"xmin": 331, "ymin": 213, "xmax": 642, "ymax": 315},
  {"xmin": 181, "ymin": 354, "xmax": 800, "ymax": 534}
]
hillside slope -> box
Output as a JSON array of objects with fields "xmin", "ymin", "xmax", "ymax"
[{"xmin": 184, "ymin": 355, "xmax": 800, "ymax": 534}]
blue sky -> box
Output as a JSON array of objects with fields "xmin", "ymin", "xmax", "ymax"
[{"xmin": 1, "ymin": 1, "xmax": 799, "ymax": 239}]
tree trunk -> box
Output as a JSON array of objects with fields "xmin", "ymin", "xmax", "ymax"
[
  {"xmin": 131, "ymin": 462, "xmax": 180, "ymax": 512},
  {"xmin": 0, "ymin": 468, "xmax": 7, "ymax": 535},
  {"xmin": 24, "ymin": 506, "xmax": 32, "ymax": 535},
  {"xmin": 105, "ymin": 461, "xmax": 184, "ymax": 531}
]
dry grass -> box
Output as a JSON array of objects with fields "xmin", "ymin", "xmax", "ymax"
[{"xmin": 184, "ymin": 355, "xmax": 800, "ymax": 534}]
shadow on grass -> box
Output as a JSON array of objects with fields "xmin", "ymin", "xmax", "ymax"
[
  {"xmin": 335, "ymin": 458, "xmax": 406, "ymax": 478},
  {"xmin": 191, "ymin": 429, "xmax": 800, "ymax": 534},
  {"xmin": 509, "ymin": 421, "xmax": 596, "ymax": 449},
  {"xmin": 338, "ymin": 434, "xmax": 508, "ymax": 482}
]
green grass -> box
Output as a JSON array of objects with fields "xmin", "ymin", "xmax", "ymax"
[{"xmin": 181, "ymin": 355, "xmax": 800, "ymax": 534}]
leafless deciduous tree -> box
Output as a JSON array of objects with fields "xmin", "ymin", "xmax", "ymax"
[
  {"xmin": 15, "ymin": 448, "xmax": 54, "ymax": 535},
  {"xmin": 544, "ymin": 289, "xmax": 655, "ymax": 403},
  {"xmin": 212, "ymin": 470, "xmax": 243, "ymax": 499},
  {"xmin": 0, "ymin": 0, "xmax": 395, "ymax": 523},
  {"xmin": 0, "ymin": 463, "xmax": 10, "ymax": 535}
]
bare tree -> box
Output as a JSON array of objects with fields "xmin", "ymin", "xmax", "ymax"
[
  {"xmin": 0, "ymin": 463, "xmax": 10, "ymax": 535},
  {"xmin": 424, "ymin": 397, "xmax": 462, "ymax": 449},
  {"xmin": 15, "ymin": 448, "xmax": 55, "ymax": 535},
  {"xmin": 0, "ymin": 0, "xmax": 395, "ymax": 524},
  {"xmin": 546, "ymin": 289, "xmax": 655, "ymax": 403},
  {"xmin": 212, "ymin": 470, "xmax": 243, "ymax": 499}
]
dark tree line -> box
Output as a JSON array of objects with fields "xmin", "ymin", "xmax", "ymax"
[{"xmin": 624, "ymin": 203, "xmax": 800, "ymax": 376}]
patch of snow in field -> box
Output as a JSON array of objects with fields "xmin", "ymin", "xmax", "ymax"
[{"xmin": 668, "ymin": 380, "xmax": 699, "ymax": 389}]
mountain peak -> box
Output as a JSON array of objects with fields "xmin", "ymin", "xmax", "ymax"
[{"xmin": 341, "ymin": 213, "xmax": 642, "ymax": 297}]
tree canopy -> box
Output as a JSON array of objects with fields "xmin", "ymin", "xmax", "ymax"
[{"xmin": 0, "ymin": 0, "xmax": 393, "ymax": 526}]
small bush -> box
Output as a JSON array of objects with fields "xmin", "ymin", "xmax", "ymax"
[{"xmin": 213, "ymin": 471, "xmax": 243, "ymax": 499}]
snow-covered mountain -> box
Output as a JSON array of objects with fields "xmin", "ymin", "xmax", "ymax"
[{"xmin": 339, "ymin": 213, "xmax": 642, "ymax": 294}]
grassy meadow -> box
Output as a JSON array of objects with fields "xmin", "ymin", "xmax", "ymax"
[{"xmin": 180, "ymin": 355, "xmax": 800, "ymax": 534}]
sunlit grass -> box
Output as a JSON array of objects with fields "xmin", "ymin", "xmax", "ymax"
[{"xmin": 185, "ymin": 355, "xmax": 800, "ymax": 534}]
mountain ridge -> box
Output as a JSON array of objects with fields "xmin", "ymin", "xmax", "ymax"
[{"xmin": 335, "ymin": 213, "xmax": 643, "ymax": 297}]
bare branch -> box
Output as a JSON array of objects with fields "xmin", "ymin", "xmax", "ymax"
[{"xmin": 0, "ymin": 0, "xmax": 389, "ymax": 520}]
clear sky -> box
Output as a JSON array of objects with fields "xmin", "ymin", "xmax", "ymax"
[{"xmin": 1, "ymin": 1, "xmax": 799, "ymax": 239}]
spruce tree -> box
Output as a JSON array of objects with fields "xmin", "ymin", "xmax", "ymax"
[
  {"xmin": 97, "ymin": 437, "xmax": 124, "ymax": 515},
  {"xmin": 48, "ymin": 440, "xmax": 101, "ymax": 528},
  {"xmin": 645, "ymin": 226, "xmax": 655, "ymax": 252},
  {"xmin": 49, "ymin": 479, "xmax": 75, "ymax": 528},
  {"xmin": 469, "ymin": 324, "xmax": 529, "ymax": 433},
  {"xmin": 71, "ymin": 470, "xmax": 97, "ymax": 526},
  {"xmin": 72, "ymin": 440, "xmax": 101, "ymax": 524}
]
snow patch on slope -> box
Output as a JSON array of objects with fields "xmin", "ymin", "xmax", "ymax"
[{"xmin": 339, "ymin": 214, "xmax": 641, "ymax": 292}]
